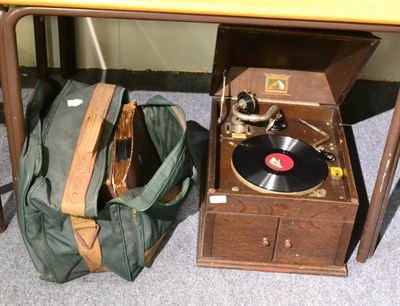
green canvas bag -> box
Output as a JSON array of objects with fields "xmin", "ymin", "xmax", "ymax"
[{"xmin": 17, "ymin": 79, "xmax": 197, "ymax": 283}]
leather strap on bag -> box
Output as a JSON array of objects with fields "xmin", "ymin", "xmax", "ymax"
[
  {"xmin": 61, "ymin": 83, "xmax": 116, "ymax": 216},
  {"xmin": 62, "ymin": 83, "xmax": 116, "ymax": 272},
  {"xmin": 70, "ymin": 216, "xmax": 106, "ymax": 272}
]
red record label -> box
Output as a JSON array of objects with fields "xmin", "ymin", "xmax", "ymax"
[{"xmin": 265, "ymin": 153, "xmax": 294, "ymax": 172}]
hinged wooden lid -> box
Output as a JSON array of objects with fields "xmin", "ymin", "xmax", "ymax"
[{"xmin": 211, "ymin": 25, "xmax": 380, "ymax": 105}]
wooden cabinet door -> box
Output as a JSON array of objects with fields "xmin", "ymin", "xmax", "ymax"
[
  {"xmin": 211, "ymin": 214, "xmax": 278, "ymax": 262},
  {"xmin": 274, "ymin": 219, "xmax": 344, "ymax": 265}
]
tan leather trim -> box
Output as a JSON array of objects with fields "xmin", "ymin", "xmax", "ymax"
[
  {"xmin": 61, "ymin": 83, "xmax": 116, "ymax": 216},
  {"xmin": 70, "ymin": 216, "xmax": 105, "ymax": 273},
  {"xmin": 144, "ymin": 231, "xmax": 169, "ymax": 266},
  {"xmin": 160, "ymin": 184, "xmax": 182, "ymax": 203}
]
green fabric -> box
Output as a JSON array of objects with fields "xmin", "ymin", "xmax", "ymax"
[{"xmin": 18, "ymin": 79, "xmax": 196, "ymax": 283}]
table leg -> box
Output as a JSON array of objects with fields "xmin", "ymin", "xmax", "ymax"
[
  {"xmin": 34, "ymin": 15, "xmax": 77, "ymax": 79},
  {"xmin": 357, "ymin": 90, "xmax": 400, "ymax": 262},
  {"xmin": 58, "ymin": 16, "xmax": 76, "ymax": 79},
  {"xmin": 0, "ymin": 7, "xmax": 26, "ymax": 199},
  {"xmin": 0, "ymin": 6, "xmax": 7, "ymax": 231},
  {"xmin": 33, "ymin": 15, "xmax": 48, "ymax": 78}
]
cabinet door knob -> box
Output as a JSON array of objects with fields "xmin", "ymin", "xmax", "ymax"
[
  {"xmin": 284, "ymin": 239, "xmax": 292, "ymax": 249},
  {"xmin": 262, "ymin": 237, "xmax": 270, "ymax": 246}
]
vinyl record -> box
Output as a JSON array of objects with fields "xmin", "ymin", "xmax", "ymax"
[{"xmin": 231, "ymin": 135, "xmax": 328, "ymax": 194}]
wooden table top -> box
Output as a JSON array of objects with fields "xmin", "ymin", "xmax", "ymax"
[{"xmin": 1, "ymin": 0, "xmax": 400, "ymax": 26}]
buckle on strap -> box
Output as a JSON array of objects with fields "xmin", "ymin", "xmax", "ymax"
[{"xmin": 71, "ymin": 216, "xmax": 100, "ymax": 250}]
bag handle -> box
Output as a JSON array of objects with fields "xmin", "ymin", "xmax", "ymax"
[{"xmin": 61, "ymin": 83, "xmax": 116, "ymax": 217}]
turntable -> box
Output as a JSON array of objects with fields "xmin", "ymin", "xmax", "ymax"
[{"xmin": 196, "ymin": 25, "xmax": 380, "ymax": 276}]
